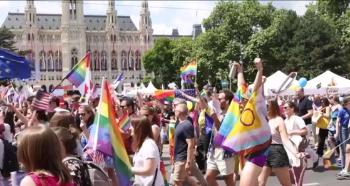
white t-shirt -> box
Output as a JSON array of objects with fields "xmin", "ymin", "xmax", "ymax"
[
  {"xmin": 133, "ymin": 138, "xmax": 164, "ymax": 186},
  {"xmin": 284, "ymin": 115, "xmax": 307, "ymax": 135}
]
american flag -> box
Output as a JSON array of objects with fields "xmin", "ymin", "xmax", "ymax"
[
  {"xmin": 32, "ymin": 90, "xmax": 51, "ymax": 111},
  {"xmin": 175, "ymin": 89, "xmax": 197, "ymax": 100}
]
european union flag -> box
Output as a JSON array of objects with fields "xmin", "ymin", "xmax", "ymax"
[{"xmin": 0, "ymin": 48, "xmax": 31, "ymax": 80}]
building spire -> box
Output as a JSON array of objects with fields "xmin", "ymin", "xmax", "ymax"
[
  {"xmin": 139, "ymin": 0, "xmax": 152, "ymax": 31},
  {"xmin": 25, "ymin": 0, "xmax": 36, "ymax": 26},
  {"xmin": 26, "ymin": 0, "xmax": 34, "ymax": 7},
  {"xmin": 106, "ymin": 0, "xmax": 117, "ymax": 30}
]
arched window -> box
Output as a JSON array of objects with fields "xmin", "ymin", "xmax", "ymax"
[
  {"xmin": 135, "ymin": 50, "xmax": 141, "ymax": 70},
  {"xmin": 39, "ymin": 50, "xmax": 46, "ymax": 71},
  {"xmin": 121, "ymin": 51, "xmax": 127, "ymax": 70},
  {"xmin": 47, "ymin": 50, "xmax": 54, "ymax": 71},
  {"xmin": 111, "ymin": 50, "xmax": 117, "ymax": 70},
  {"xmin": 58, "ymin": 51, "xmax": 62, "ymax": 71},
  {"xmin": 93, "ymin": 50, "xmax": 100, "ymax": 71},
  {"xmin": 128, "ymin": 51, "xmax": 134, "ymax": 71},
  {"xmin": 54, "ymin": 51, "xmax": 60, "ymax": 71},
  {"xmin": 71, "ymin": 48, "xmax": 78, "ymax": 68},
  {"xmin": 101, "ymin": 51, "xmax": 107, "ymax": 71}
]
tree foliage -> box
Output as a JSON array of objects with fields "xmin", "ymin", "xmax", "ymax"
[
  {"xmin": 0, "ymin": 27, "xmax": 16, "ymax": 51},
  {"xmin": 142, "ymin": 37, "xmax": 195, "ymax": 87},
  {"xmin": 143, "ymin": 0, "xmax": 350, "ymax": 88}
]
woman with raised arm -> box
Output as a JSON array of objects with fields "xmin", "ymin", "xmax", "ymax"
[{"xmin": 236, "ymin": 58, "xmax": 268, "ymax": 186}]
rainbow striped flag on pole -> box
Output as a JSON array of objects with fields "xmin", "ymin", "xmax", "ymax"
[
  {"xmin": 180, "ymin": 60, "xmax": 197, "ymax": 83},
  {"xmin": 215, "ymin": 91, "xmax": 271, "ymax": 156},
  {"xmin": 88, "ymin": 78, "xmax": 133, "ymax": 185},
  {"xmin": 64, "ymin": 52, "xmax": 93, "ymax": 96}
]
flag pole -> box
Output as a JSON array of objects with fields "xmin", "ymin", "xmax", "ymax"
[{"xmin": 50, "ymin": 78, "xmax": 66, "ymax": 94}]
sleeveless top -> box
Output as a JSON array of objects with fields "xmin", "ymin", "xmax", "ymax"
[
  {"xmin": 269, "ymin": 117, "xmax": 283, "ymax": 144},
  {"xmin": 29, "ymin": 172, "xmax": 76, "ymax": 186}
]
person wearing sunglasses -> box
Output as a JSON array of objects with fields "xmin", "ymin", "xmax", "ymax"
[{"xmin": 120, "ymin": 97, "xmax": 136, "ymax": 117}]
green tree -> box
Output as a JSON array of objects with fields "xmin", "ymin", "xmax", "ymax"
[
  {"xmin": 142, "ymin": 38, "xmax": 177, "ymax": 87},
  {"xmin": 317, "ymin": 0, "xmax": 350, "ymax": 17},
  {"xmin": 0, "ymin": 27, "xmax": 16, "ymax": 51},
  {"xmin": 194, "ymin": 0, "xmax": 289, "ymax": 87},
  {"xmin": 285, "ymin": 9, "xmax": 350, "ymax": 78}
]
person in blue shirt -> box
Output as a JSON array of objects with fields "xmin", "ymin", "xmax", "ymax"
[{"xmin": 335, "ymin": 97, "xmax": 350, "ymax": 180}]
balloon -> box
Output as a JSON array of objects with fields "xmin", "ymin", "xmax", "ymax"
[
  {"xmin": 290, "ymin": 84, "xmax": 301, "ymax": 91},
  {"xmin": 298, "ymin": 77, "xmax": 308, "ymax": 88}
]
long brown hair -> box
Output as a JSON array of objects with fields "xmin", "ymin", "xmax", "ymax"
[
  {"xmin": 132, "ymin": 116, "xmax": 154, "ymax": 151},
  {"xmin": 268, "ymin": 100, "xmax": 282, "ymax": 118},
  {"xmin": 17, "ymin": 125, "xmax": 71, "ymax": 184},
  {"xmin": 52, "ymin": 127, "xmax": 79, "ymax": 155}
]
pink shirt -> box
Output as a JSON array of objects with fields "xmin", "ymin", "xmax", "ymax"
[{"xmin": 29, "ymin": 172, "xmax": 76, "ymax": 186}]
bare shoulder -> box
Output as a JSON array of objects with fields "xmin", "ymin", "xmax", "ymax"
[
  {"xmin": 275, "ymin": 116, "xmax": 285, "ymax": 124},
  {"xmin": 20, "ymin": 175, "xmax": 36, "ymax": 186}
]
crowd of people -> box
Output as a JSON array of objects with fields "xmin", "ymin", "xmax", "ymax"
[{"xmin": 0, "ymin": 58, "xmax": 349, "ymax": 186}]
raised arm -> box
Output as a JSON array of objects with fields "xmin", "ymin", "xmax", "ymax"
[
  {"xmin": 252, "ymin": 58, "xmax": 264, "ymax": 92},
  {"xmin": 235, "ymin": 62, "xmax": 246, "ymax": 88},
  {"xmin": 6, "ymin": 103, "xmax": 29, "ymax": 127},
  {"xmin": 179, "ymin": 90, "xmax": 199, "ymax": 103}
]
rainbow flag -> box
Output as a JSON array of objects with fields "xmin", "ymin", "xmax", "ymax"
[
  {"xmin": 168, "ymin": 122, "xmax": 176, "ymax": 163},
  {"xmin": 180, "ymin": 60, "xmax": 197, "ymax": 83},
  {"xmin": 88, "ymin": 78, "xmax": 132, "ymax": 185},
  {"xmin": 65, "ymin": 52, "xmax": 91, "ymax": 87},
  {"xmin": 215, "ymin": 91, "xmax": 271, "ymax": 155},
  {"xmin": 118, "ymin": 113, "xmax": 131, "ymax": 132},
  {"xmin": 154, "ymin": 90, "xmax": 175, "ymax": 101},
  {"xmin": 236, "ymin": 83, "xmax": 248, "ymax": 102},
  {"xmin": 160, "ymin": 161, "xmax": 169, "ymax": 186}
]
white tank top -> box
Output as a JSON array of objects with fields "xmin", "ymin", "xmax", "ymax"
[{"xmin": 269, "ymin": 117, "xmax": 283, "ymax": 144}]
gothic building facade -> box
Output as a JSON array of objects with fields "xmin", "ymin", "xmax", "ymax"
[{"xmin": 1, "ymin": 0, "xmax": 153, "ymax": 87}]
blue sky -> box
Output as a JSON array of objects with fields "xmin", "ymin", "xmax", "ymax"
[{"xmin": 0, "ymin": 1, "xmax": 314, "ymax": 35}]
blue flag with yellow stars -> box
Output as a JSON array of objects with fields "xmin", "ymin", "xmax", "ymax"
[{"xmin": 0, "ymin": 48, "xmax": 31, "ymax": 80}]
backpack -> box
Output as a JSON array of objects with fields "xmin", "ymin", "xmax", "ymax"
[
  {"xmin": 63, "ymin": 157, "xmax": 112, "ymax": 186},
  {"xmin": 85, "ymin": 161, "xmax": 112, "ymax": 186},
  {"xmin": 1, "ymin": 139, "xmax": 19, "ymax": 178}
]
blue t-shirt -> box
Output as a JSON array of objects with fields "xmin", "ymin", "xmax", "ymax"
[
  {"xmin": 174, "ymin": 119, "xmax": 194, "ymax": 161},
  {"xmin": 337, "ymin": 108, "xmax": 350, "ymax": 128}
]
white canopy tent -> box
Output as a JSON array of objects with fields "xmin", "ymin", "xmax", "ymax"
[
  {"xmin": 304, "ymin": 70, "xmax": 350, "ymax": 95},
  {"xmin": 264, "ymin": 71, "xmax": 297, "ymax": 96}
]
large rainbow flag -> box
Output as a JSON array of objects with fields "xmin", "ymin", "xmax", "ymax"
[
  {"xmin": 64, "ymin": 52, "xmax": 93, "ymax": 96},
  {"xmin": 180, "ymin": 60, "xmax": 197, "ymax": 83},
  {"xmin": 88, "ymin": 78, "xmax": 133, "ymax": 185},
  {"xmin": 215, "ymin": 91, "xmax": 271, "ymax": 156}
]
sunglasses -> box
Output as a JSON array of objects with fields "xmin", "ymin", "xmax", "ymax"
[
  {"xmin": 78, "ymin": 113, "xmax": 86, "ymax": 117},
  {"xmin": 120, "ymin": 105, "xmax": 128, "ymax": 108}
]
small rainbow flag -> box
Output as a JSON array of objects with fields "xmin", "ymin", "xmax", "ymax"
[
  {"xmin": 160, "ymin": 160, "xmax": 169, "ymax": 186},
  {"xmin": 236, "ymin": 83, "xmax": 249, "ymax": 102},
  {"xmin": 168, "ymin": 122, "xmax": 176, "ymax": 163},
  {"xmin": 154, "ymin": 90, "xmax": 175, "ymax": 101},
  {"xmin": 180, "ymin": 60, "xmax": 197, "ymax": 83},
  {"xmin": 65, "ymin": 52, "xmax": 91, "ymax": 88},
  {"xmin": 88, "ymin": 78, "xmax": 132, "ymax": 186},
  {"xmin": 118, "ymin": 113, "xmax": 131, "ymax": 132},
  {"xmin": 215, "ymin": 91, "xmax": 271, "ymax": 156}
]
